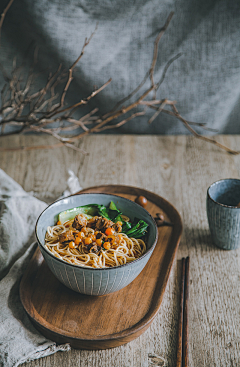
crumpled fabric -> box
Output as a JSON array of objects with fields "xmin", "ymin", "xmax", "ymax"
[
  {"xmin": 0, "ymin": 0, "xmax": 240, "ymax": 135},
  {"xmin": 0, "ymin": 169, "xmax": 72, "ymax": 367}
]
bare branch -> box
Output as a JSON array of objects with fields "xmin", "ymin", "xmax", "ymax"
[
  {"xmin": 149, "ymin": 12, "xmax": 174, "ymax": 97},
  {"xmin": 95, "ymin": 110, "xmax": 146, "ymax": 132},
  {"xmin": 171, "ymin": 105, "xmax": 239, "ymax": 155},
  {"xmin": 48, "ymin": 24, "xmax": 98, "ymax": 117},
  {"xmin": 48, "ymin": 78, "xmax": 112, "ymax": 117},
  {"xmin": 148, "ymin": 99, "xmax": 167, "ymax": 124},
  {"xmin": 107, "ymin": 13, "xmax": 175, "ymax": 114},
  {"xmin": 141, "ymin": 101, "xmax": 218, "ymax": 132},
  {"xmin": 155, "ymin": 52, "xmax": 182, "ymax": 91},
  {"xmin": 0, "ymin": 0, "xmax": 15, "ymax": 48}
]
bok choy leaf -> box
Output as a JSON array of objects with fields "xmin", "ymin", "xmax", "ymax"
[{"xmin": 124, "ymin": 220, "xmax": 149, "ymax": 239}]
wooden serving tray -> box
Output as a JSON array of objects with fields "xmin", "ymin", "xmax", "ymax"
[{"xmin": 20, "ymin": 185, "xmax": 182, "ymax": 349}]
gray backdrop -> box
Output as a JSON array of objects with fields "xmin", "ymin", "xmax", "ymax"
[{"xmin": 0, "ymin": 0, "xmax": 239, "ymax": 134}]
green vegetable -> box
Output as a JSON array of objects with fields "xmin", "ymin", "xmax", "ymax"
[
  {"xmin": 121, "ymin": 221, "xmax": 132, "ymax": 232},
  {"xmin": 58, "ymin": 205, "xmax": 94, "ymax": 223},
  {"xmin": 108, "ymin": 205, "xmax": 122, "ymax": 222},
  {"xmin": 124, "ymin": 219, "xmax": 149, "ymax": 239},
  {"xmin": 95, "ymin": 205, "xmax": 111, "ymax": 220},
  {"xmin": 109, "ymin": 201, "xmax": 118, "ymax": 211},
  {"xmin": 58, "ymin": 201, "xmax": 148, "ymax": 239}
]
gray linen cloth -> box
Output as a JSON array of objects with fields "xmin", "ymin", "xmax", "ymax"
[
  {"xmin": 1, "ymin": 0, "xmax": 240, "ymax": 135},
  {"xmin": 0, "ymin": 169, "xmax": 71, "ymax": 367}
]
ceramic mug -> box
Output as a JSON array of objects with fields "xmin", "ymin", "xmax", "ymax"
[{"xmin": 207, "ymin": 179, "xmax": 240, "ymax": 250}]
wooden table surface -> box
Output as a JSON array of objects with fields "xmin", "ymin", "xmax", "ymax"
[{"xmin": 1, "ymin": 134, "xmax": 239, "ymax": 367}]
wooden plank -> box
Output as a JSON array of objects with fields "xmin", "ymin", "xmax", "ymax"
[
  {"xmin": 177, "ymin": 135, "xmax": 240, "ymax": 367},
  {"xmin": 0, "ymin": 134, "xmax": 239, "ymax": 367}
]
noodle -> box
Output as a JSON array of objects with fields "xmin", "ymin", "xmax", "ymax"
[{"xmin": 45, "ymin": 217, "xmax": 147, "ymax": 268}]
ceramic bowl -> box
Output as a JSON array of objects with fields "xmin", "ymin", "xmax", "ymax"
[{"xmin": 35, "ymin": 193, "xmax": 158, "ymax": 295}]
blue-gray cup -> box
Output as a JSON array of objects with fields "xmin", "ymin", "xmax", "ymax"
[{"xmin": 207, "ymin": 179, "xmax": 240, "ymax": 250}]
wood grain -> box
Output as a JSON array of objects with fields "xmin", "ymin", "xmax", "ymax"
[
  {"xmin": 0, "ymin": 134, "xmax": 240, "ymax": 367},
  {"xmin": 19, "ymin": 186, "xmax": 182, "ymax": 349}
]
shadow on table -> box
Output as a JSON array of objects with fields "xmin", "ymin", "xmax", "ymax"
[{"xmin": 183, "ymin": 227, "xmax": 218, "ymax": 251}]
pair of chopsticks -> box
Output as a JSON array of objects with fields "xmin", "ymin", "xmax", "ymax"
[{"xmin": 176, "ymin": 256, "xmax": 190, "ymax": 367}]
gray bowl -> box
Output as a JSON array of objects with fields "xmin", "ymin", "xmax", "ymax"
[{"xmin": 35, "ymin": 193, "xmax": 158, "ymax": 295}]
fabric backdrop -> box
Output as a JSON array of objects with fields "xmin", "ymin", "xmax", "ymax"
[{"xmin": 0, "ymin": 0, "xmax": 240, "ymax": 134}]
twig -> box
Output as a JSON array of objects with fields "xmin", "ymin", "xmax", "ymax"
[
  {"xmin": 0, "ymin": 0, "xmax": 15, "ymax": 48},
  {"xmin": 148, "ymin": 99, "xmax": 167, "ymax": 124},
  {"xmin": 48, "ymin": 78, "xmax": 112, "ymax": 117},
  {"xmin": 143, "ymin": 103, "xmax": 218, "ymax": 132},
  {"xmin": 149, "ymin": 12, "xmax": 174, "ymax": 98},
  {"xmin": 47, "ymin": 24, "xmax": 99, "ymax": 118},
  {"xmin": 172, "ymin": 105, "xmax": 239, "ymax": 155},
  {"xmin": 108, "ymin": 12, "xmax": 174, "ymax": 114},
  {"xmin": 155, "ymin": 52, "xmax": 182, "ymax": 91},
  {"xmin": 94, "ymin": 110, "xmax": 146, "ymax": 132}
]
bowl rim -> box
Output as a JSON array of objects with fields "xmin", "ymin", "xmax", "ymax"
[
  {"xmin": 207, "ymin": 178, "xmax": 240, "ymax": 209},
  {"xmin": 35, "ymin": 192, "xmax": 158, "ymax": 271}
]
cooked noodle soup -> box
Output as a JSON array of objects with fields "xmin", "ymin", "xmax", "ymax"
[{"xmin": 45, "ymin": 205, "xmax": 148, "ymax": 268}]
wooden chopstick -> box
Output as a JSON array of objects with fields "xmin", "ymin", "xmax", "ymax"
[
  {"xmin": 183, "ymin": 256, "xmax": 190, "ymax": 366},
  {"xmin": 176, "ymin": 256, "xmax": 190, "ymax": 367},
  {"xmin": 176, "ymin": 257, "xmax": 185, "ymax": 367}
]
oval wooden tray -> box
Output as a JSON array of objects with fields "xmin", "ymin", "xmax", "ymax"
[{"xmin": 20, "ymin": 185, "xmax": 182, "ymax": 349}]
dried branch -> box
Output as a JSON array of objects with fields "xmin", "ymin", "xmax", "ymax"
[
  {"xmin": 142, "ymin": 102, "xmax": 218, "ymax": 132},
  {"xmin": 0, "ymin": 1, "xmax": 237, "ymax": 155},
  {"xmin": 149, "ymin": 12, "xmax": 174, "ymax": 99},
  {"xmin": 49, "ymin": 77, "xmax": 112, "ymax": 117},
  {"xmin": 47, "ymin": 24, "xmax": 98, "ymax": 119},
  {"xmin": 171, "ymin": 105, "xmax": 239, "ymax": 155},
  {"xmin": 148, "ymin": 99, "xmax": 168, "ymax": 124},
  {"xmin": 94, "ymin": 110, "xmax": 146, "ymax": 132},
  {"xmin": 0, "ymin": 0, "xmax": 14, "ymax": 48}
]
